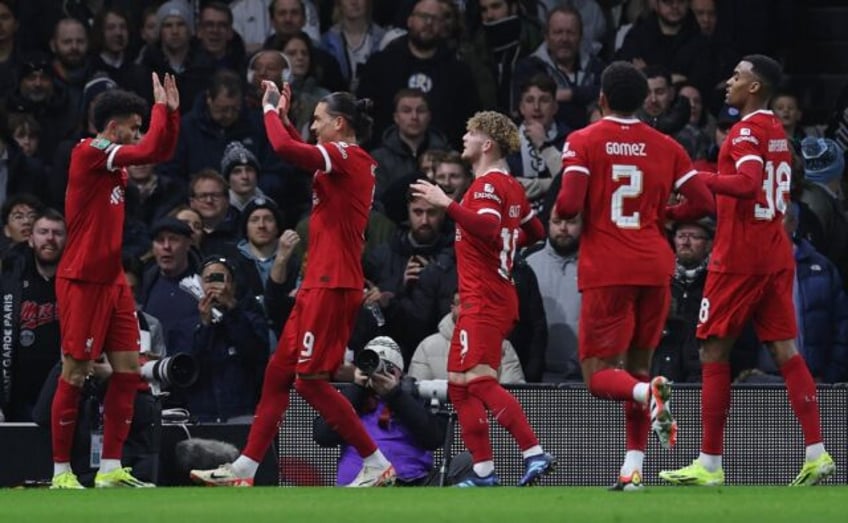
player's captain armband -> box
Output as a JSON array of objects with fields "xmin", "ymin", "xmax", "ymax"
[{"xmin": 89, "ymin": 138, "xmax": 113, "ymax": 150}]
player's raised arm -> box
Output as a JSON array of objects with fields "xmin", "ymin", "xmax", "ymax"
[
  {"xmin": 262, "ymin": 81, "xmax": 327, "ymax": 171},
  {"xmin": 108, "ymin": 73, "xmax": 181, "ymax": 167}
]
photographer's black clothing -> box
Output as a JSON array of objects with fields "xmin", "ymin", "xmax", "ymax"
[{"xmin": 0, "ymin": 247, "xmax": 61, "ymax": 421}]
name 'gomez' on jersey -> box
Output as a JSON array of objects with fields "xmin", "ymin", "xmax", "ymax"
[
  {"xmin": 562, "ymin": 116, "xmax": 696, "ymax": 290},
  {"xmin": 304, "ymin": 141, "xmax": 375, "ymax": 290},
  {"xmin": 455, "ymin": 170, "xmax": 534, "ymax": 320},
  {"xmin": 710, "ymin": 110, "xmax": 794, "ymax": 275}
]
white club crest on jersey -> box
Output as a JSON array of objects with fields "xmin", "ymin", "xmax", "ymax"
[
  {"xmin": 109, "ymin": 185, "xmax": 124, "ymax": 205},
  {"xmin": 562, "ymin": 142, "xmax": 576, "ymax": 158},
  {"xmin": 484, "ymin": 183, "xmax": 494, "ymax": 193}
]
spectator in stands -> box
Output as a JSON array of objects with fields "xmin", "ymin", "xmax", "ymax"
[
  {"xmin": 357, "ymin": 0, "xmax": 479, "ymax": 146},
  {"xmin": 536, "ymin": 0, "xmax": 607, "ymax": 58},
  {"xmin": 507, "ymin": 73, "xmax": 569, "ymax": 214},
  {"xmin": 184, "ymin": 255, "xmax": 269, "ymax": 423},
  {"xmin": 691, "ymin": 0, "xmax": 717, "ymax": 36},
  {"xmin": 245, "ymin": 49, "xmax": 291, "ymax": 109},
  {"xmin": 784, "ymin": 202, "xmax": 848, "ymax": 384},
  {"xmin": 638, "ymin": 65, "xmax": 690, "ymax": 137},
  {"xmin": 314, "ymin": 336, "xmax": 473, "ymax": 485},
  {"xmin": 189, "ymin": 169, "xmax": 242, "ymax": 257},
  {"xmin": 264, "ymin": 0, "xmax": 346, "ymax": 92},
  {"xmin": 525, "ymin": 212, "xmax": 581, "ymax": 383},
  {"xmin": 90, "ymin": 8, "xmax": 152, "ymax": 104},
  {"xmin": 615, "ymin": 0, "xmax": 712, "ymax": 96},
  {"xmin": 379, "ymin": 148, "xmax": 452, "ymax": 226},
  {"xmin": 798, "ymin": 137, "xmax": 848, "ymax": 285},
  {"xmin": 693, "ymin": 103, "xmax": 739, "ymax": 172},
  {"xmin": 364, "ymin": 189, "xmax": 454, "ymax": 360},
  {"xmin": 0, "ymin": 0, "xmax": 21, "ymax": 100},
  {"xmin": 0, "ymin": 208, "xmax": 65, "ymax": 422},
  {"xmin": 321, "ymin": 0, "xmax": 386, "ymax": 92},
  {"xmin": 676, "ymin": 82, "xmax": 715, "ymax": 160},
  {"xmin": 513, "ymin": 6, "xmax": 605, "ymax": 130},
  {"xmin": 462, "ymin": 0, "xmax": 543, "ymax": 113},
  {"xmin": 772, "ymin": 91, "xmax": 808, "ymax": 153},
  {"xmin": 237, "ymin": 196, "xmax": 299, "ymax": 295},
  {"xmin": 371, "ymin": 89, "xmax": 450, "ymax": 198},
  {"xmin": 221, "ymin": 141, "xmax": 267, "ymax": 213},
  {"xmin": 231, "ymin": 0, "xmax": 272, "ymax": 55},
  {"xmin": 410, "ymin": 294, "xmax": 525, "ymax": 383},
  {"xmin": 171, "ymin": 205, "xmax": 206, "ymax": 253},
  {"xmin": 158, "ymin": 70, "xmax": 257, "ymax": 182},
  {"xmin": 197, "ymin": 2, "xmax": 248, "ymax": 74},
  {"xmin": 8, "ymin": 113, "xmax": 40, "ymax": 158},
  {"xmin": 126, "ymin": 160, "xmax": 187, "ymax": 228},
  {"xmin": 0, "ymin": 193, "xmax": 42, "ymax": 260},
  {"xmin": 141, "ymin": 217, "xmax": 200, "ymax": 357},
  {"xmin": 280, "ymin": 32, "xmax": 331, "ymax": 139},
  {"xmin": 433, "ymin": 151, "xmax": 473, "ymax": 203},
  {"xmin": 139, "ymin": 1, "xmax": 215, "ymax": 114},
  {"xmin": 7, "ymin": 51, "xmax": 78, "ymax": 166},
  {"xmin": 137, "ymin": 6, "xmax": 160, "ymax": 58},
  {"xmin": 50, "ymin": 18, "xmax": 92, "ymax": 114}
]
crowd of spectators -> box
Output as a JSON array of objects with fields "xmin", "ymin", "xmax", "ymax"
[{"xmin": 0, "ymin": 0, "xmax": 846, "ymax": 426}]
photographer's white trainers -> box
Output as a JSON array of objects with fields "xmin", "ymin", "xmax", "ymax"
[
  {"xmin": 346, "ymin": 463, "xmax": 396, "ymax": 487},
  {"xmin": 190, "ymin": 463, "xmax": 254, "ymax": 487}
]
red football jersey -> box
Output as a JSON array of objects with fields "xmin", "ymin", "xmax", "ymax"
[
  {"xmin": 302, "ymin": 141, "xmax": 375, "ymax": 290},
  {"xmin": 710, "ymin": 110, "xmax": 793, "ymax": 275},
  {"xmin": 455, "ymin": 170, "xmax": 534, "ymax": 321},
  {"xmin": 60, "ymin": 104, "xmax": 177, "ymax": 284},
  {"xmin": 561, "ymin": 116, "xmax": 696, "ymax": 290}
]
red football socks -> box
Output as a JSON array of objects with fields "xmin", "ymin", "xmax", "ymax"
[
  {"xmin": 780, "ymin": 354, "xmax": 823, "ymax": 446},
  {"xmin": 587, "ymin": 367, "xmax": 640, "ymax": 401},
  {"xmin": 701, "ymin": 361, "xmax": 731, "ymax": 455},
  {"xmin": 51, "ymin": 377, "xmax": 82, "ymax": 463},
  {"xmin": 467, "ymin": 376, "xmax": 539, "ymax": 451},
  {"xmin": 243, "ymin": 362, "xmax": 295, "ymax": 461},
  {"xmin": 448, "ymin": 382, "xmax": 493, "ymax": 462},
  {"xmin": 625, "ymin": 373, "xmax": 650, "ymax": 451},
  {"xmin": 101, "ymin": 372, "xmax": 141, "ymax": 460},
  {"xmin": 294, "ymin": 378, "xmax": 377, "ymax": 458}
]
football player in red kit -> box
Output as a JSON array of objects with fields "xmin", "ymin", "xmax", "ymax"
[
  {"xmin": 192, "ymin": 82, "xmax": 395, "ymax": 487},
  {"xmin": 411, "ymin": 111, "xmax": 554, "ymax": 487},
  {"xmin": 660, "ymin": 55, "xmax": 835, "ymax": 487},
  {"xmin": 51, "ymin": 73, "xmax": 180, "ymax": 489},
  {"xmin": 556, "ymin": 61, "xmax": 714, "ymax": 490}
]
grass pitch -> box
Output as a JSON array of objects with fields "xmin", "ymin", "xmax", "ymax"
[{"xmin": 1, "ymin": 486, "xmax": 846, "ymax": 523}]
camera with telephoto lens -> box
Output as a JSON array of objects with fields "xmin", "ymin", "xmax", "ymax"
[
  {"xmin": 354, "ymin": 348, "xmax": 393, "ymax": 377},
  {"xmin": 399, "ymin": 377, "xmax": 449, "ymax": 406},
  {"xmin": 140, "ymin": 353, "xmax": 199, "ymax": 390}
]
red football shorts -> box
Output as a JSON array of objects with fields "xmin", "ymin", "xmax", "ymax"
[
  {"xmin": 578, "ymin": 285, "xmax": 671, "ymax": 360},
  {"xmin": 56, "ymin": 279, "xmax": 140, "ymax": 360},
  {"xmin": 276, "ymin": 288, "xmax": 362, "ymax": 375},
  {"xmin": 696, "ymin": 269, "xmax": 797, "ymax": 342},
  {"xmin": 447, "ymin": 314, "xmax": 512, "ymax": 373}
]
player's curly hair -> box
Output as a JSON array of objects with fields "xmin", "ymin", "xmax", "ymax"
[
  {"xmin": 601, "ymin": 61, "xmax": 648, "ymax": 115},
  {"xmin": 466, "ymin": 111, "xmax": 520, "ymax": 156},
  {"xmin": 92, "ymin": 89, "xmax": 149, "ymax": 132}
]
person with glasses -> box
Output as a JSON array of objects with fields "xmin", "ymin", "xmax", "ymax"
[
  {"xmin": 191, "ymin": 81, "xmax": 395, "ymax": 487},
  {"xmin": 188, "ymin": 169, "xmax": 241, "ymax": 257}
]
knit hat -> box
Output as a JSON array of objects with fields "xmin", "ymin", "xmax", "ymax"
[
  {"xmin": 157, "ymin": 0, "xmax": 194, "ymax": 35},
  {"xmin": 363, "ymin": 336, "xmax": 404, "ymax": 371},
  {"xmin": 80, "ymin": 75, "xmax": 118, "ymax": 116},
  {"xmin": 801, "ymin": 137, "xmax": 845, "ymax": 184},
  {"xmin": 241, "ymin": 196, "xmax": 284, "ymax": 238},
  {"xmin": 221, "ymin": 141, "xmax": 261, "ymax": 179}
]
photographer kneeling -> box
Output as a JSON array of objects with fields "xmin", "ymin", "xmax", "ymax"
[{"xmin": 313, "ymin": 337, "xmax": 471, "ymax": 486}]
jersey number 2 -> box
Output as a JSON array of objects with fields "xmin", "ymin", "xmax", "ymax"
[{"xmin": 611, "ymin": 164, "xmax": 643, "ymax": 229}]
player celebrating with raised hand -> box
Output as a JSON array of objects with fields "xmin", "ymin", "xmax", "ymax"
[
  {"xmin": 555, "ymin": 61, "xmax": 714, "ymax": 491},
  {"xmin": 51, "ymin": 73, "xmax": 180, "ymax": 489},
  {"xmin": 411, "ymin": 111, "xmax": 553, "ymax": 487},
  {"xmin": 660, "ymin": 55, "xmax": 835, "ymax": 487},
  {"xmin": 191, "ymin": 81, "xmax": 395, "ymax": 487}
]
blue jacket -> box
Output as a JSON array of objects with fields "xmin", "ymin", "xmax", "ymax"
[
  {"xmin": 795, "ymin": 240, "xmax": 848, "ymax": 383},
  {"xmin": 320, "ymin": 23, "xmax": 386, "ymax": 87},
  {"xmin": 186, "ymin": 299, "xmax": 269, "ymax": 422}
]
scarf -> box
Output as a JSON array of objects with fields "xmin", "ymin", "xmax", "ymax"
[
  {"xmin": 519, "ymin": 122, "xmax": 557, "ymax": 179},
  {"xmin": 674, "ymin": 256, "xmax": 709, "ymax": 285}
]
